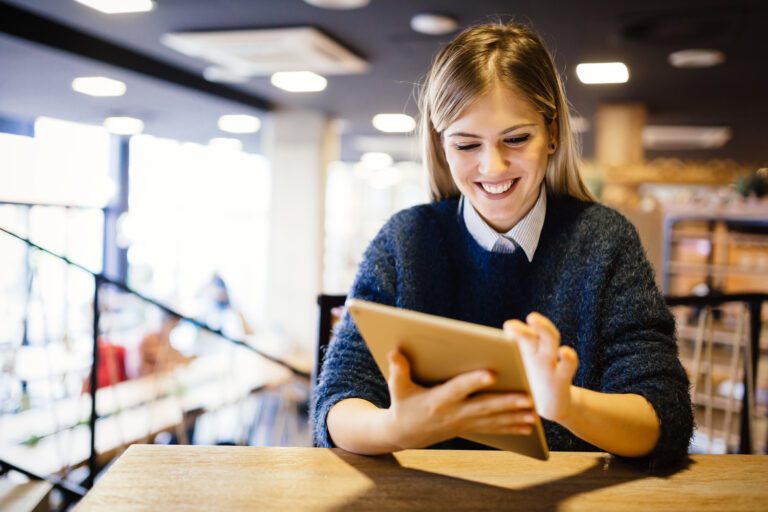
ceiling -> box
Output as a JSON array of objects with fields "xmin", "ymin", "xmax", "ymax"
[{"xmin": 0, "ymin": 0, "xmax": 766, "ymax": 163}]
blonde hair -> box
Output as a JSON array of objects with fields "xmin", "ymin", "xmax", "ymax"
[{"xmin": 419, "ymin": 22, "xmax": 596, "ymax": 202}]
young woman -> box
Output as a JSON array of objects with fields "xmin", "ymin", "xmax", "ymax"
[{"xmin": 311, "ymin": 22, "xmax": 693, "ymax": 469}]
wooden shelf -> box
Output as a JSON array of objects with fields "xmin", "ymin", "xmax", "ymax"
[{"xmin": 668, "ymin": 261, "xmax": 768, "ymax": 277}]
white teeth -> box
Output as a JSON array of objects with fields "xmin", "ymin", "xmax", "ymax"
[{"xmin": 480, "ymin": 179, "xmax": 515, "ymax": 194}]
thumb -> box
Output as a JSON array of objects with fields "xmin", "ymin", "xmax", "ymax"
[
  {"xmin": 387, "ymin": 349, "xmax": 413, "ymax": 398},
  {"xmin": 555, "ymin": 346, "xmax": 578, "ymax": 381}
]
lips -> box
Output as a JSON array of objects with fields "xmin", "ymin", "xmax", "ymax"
[{"xmin": 475, "ymin": 178, "xmax": 520, "ymax": 199}]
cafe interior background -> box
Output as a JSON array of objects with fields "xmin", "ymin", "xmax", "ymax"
[{"xmin": 0, "ymin": 0, "xmax": 766, "ymax": 507}]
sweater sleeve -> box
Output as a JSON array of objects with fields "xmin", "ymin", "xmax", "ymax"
[
  {"xmin": 310, "ymin": 220, "xmax": 399, "ymax": 448},
  {"xmin": 597, "ymin": 215, "xmax": 694, "ymax": 469}
]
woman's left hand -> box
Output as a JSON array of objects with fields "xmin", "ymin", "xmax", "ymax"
[{"xmin": 504, "ymin": 313, "xmax": 579, "ymax": 424}]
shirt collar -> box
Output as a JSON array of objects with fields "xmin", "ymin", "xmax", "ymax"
[{"xmin": 461, "ymin": 185, "xmax": 547, "ymax": 262}]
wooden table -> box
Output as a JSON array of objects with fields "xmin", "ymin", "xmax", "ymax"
[{"xmin": 77, "ymin": 445, "xmax": 768, "ymax": 511}]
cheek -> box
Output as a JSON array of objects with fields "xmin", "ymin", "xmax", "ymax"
[
  {"xmin": 513, "ymin": 144, "xmax": 549, "ymax": 174},
  {"xmin": 444, "ymin": 150, "xmax": 472, "ymax": 178}
]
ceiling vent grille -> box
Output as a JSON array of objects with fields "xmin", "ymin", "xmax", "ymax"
[
  {"xmin": 642, "ymin": 126, "xmax": 731, "ymax": 150},
  {"xmin": 161, "ymin": 27, "xmax": 368, "ymax": 77}
]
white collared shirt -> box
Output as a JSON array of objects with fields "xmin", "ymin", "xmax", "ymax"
[{"xmin": 461, "ymin": 185, "xmax": 547, "ymax": 261}]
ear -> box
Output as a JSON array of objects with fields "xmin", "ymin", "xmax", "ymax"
[{"xmin": 547, "ymin": 116, "xmax": 559, "ymax": 154}]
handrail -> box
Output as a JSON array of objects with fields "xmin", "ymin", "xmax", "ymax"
[
  {"xmin": 0, "ymin": 199, "xmax": 103, "ymax": 210},
  {"xmin": 0, "ymin": 225, "xmax": 309, "ymax": 379},
  {"xmin": 0, "ymin": 459, "xmax": 86, "ymax": 503},
  {"xmin": 2, "ymin": 223, "xmax": 311, "ymax": 490}
]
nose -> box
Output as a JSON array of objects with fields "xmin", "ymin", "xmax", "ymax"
[{"xmin": 480, "ymin": 144, "xmax": 507, "ymax": 176}]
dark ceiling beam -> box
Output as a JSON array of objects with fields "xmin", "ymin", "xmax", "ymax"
[{"xmin": 0, "ymin": 2, "xmax": 273, "ymax": 111}]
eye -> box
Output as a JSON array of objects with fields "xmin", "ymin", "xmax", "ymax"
[
  {"xmin": 504, "ymin": 134, "xmax": 530, "ymax": 145},
  {"xmin": 455, "ymin": 143, "xmax": 481, "ymax": 151}
]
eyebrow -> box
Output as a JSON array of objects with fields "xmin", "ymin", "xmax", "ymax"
[{"xmin": 445, "ymin": 123, "xmax": 537, "ymax": 138}]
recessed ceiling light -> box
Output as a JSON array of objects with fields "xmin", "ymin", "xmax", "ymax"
[
  {"xmin": 668, "ymin": 49, "xmax": 725, "ymax": 68},
  {"xmin": 303, "ymin": 0, "xmax": 369, "ymax": 9},
  {"xmin": 360, "ymin": 152, "xmax": 394, "ymax": 168},
  {"xmin": 73, "ymin": 0, "xmax": 155, "ymax": 14},
  {"xmin": 72, "ymin": 76, "xmax": 127, "ymax": 97},
  {"xmin": 270, "ymin": 71, "xmax": 327, "ymax": 92},
  {"xmin": 203, "ymin": 66, "xmax": 249, "ymax": 84},
  {"xmin": 104, "ymin": 116, "xmax": 144, "ymax": 135},
  {"xmin": 218, "ymin": 115, "xmax": 261, "ymax": 134},
  {"xmin": 209, "ymin": 138, "xmax": 243, "ymax": 152},
  {"xmin": 575, "ymin": 62, "xmax": 629, "ymax": 84},
  {"xmin": 410, "ymin": 14, "xmax": 459, "ymax": 36},
  {"xmin": 372, "ymin": 113, "xmax": 416, "ymax": 133}
]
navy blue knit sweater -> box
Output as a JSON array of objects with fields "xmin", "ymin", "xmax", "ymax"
[{"xmin": 312, "ymin": 195, "xmax": 693, "ymax": 469}]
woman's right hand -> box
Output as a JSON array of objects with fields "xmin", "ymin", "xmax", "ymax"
[{"xmin": 383, "ymin": 350, "xmax": 535, "ymax": 450}]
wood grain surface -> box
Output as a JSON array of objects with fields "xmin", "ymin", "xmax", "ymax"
[{"xmin": 76, "ymin": 445, "xmax": 768, "ymax": 511}]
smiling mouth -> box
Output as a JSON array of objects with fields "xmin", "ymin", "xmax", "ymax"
[{"xmin": 478, "ymin": 178, "xmax": 519, "ymax": 195}]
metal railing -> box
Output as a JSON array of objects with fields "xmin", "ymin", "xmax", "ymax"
[{"xmin": 0, "ymin": 225, "xmax": 309, "ymax": 496}]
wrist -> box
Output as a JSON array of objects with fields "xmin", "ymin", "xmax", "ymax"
[{"xmin": 555, "ymin": 385, "xmax": 580, "ymax": 428}]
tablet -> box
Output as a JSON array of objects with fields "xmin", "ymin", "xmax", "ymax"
[{"xmin": 347, "ymin": 299, "xmax": 549, "ymax": 460}]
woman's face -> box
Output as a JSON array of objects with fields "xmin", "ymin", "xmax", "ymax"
[{"xmin": 442, "ymin": 81, "xmax": 555, "ymax": 233}]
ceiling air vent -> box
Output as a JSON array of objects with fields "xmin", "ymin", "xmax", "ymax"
[
  {"xmin": 161, "ymin": 27, "xmax": 368, "ymax": 77},
  {"xmin": 642, "ymin": 126, "xmax": 731, "ymax": 150}
]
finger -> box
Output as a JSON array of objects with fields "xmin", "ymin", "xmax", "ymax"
[
  {"xmin": 462, "ymin": 392, "xmax": 533, "ymax": 418},
  {"xmin": 504, "ymin": 319, "xmax": 538, "ymax": 338},
  {"xmin": 467, "ymin": 411, "xmax": 536, "ymax": 435},
  {"xmin": 433, "ymin": 368, "xmax": 495, "ymax": 403},
  {"xmin": 526, "ymin": 313, "xmax": 561, "ymax": 343},
  {"xmin": 387, "ymin": 350, "xmax": 413, "ymax": 399},
  {"xmin": 527, "ymin": 313, "xmax": 560, "ymax": 360},
  {"xmin": 474, "ymin": 424, "xmax": 533, "ymax": 436},
  {"xmin": 504, "ymin": 319, "xmax": 538, "ymax": 357},
  {"xmin": 556, "ymin": 345, "xmax": 579, "ymax": 382}
]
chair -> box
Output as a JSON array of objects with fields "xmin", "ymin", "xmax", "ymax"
[{"xmin": 314, "ymin": 295, "xmax": 347, "ymax": 388}]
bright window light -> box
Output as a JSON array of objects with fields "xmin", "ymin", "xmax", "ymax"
[
  {"xmin": 104, "ymin": 116, "xmax": 144, "ymax": 135},
  {"xmin": 72, "ymin": 76, "xmax": 127, "ymax": 97},
  {"xmin": 360, "ymin": 152, "xmax": 393, "ymax": 168},
  {"xmin": 575, "ymin": 62, "xmax": 629, "ymax": 84},
  {"xmin": 270, "ymin": 71, "xmax": 328, "ymax": 93},
  {"xmin": 73, "ymin": 0, "xmax": 155, "ymax": 14},
  {"xmin": 218, "ymin": 115, "xmax": 261, "ymax": 134},
  {"xmin": 209, "ymin": 137, "xmax": 243, "ymax": 152},
  {"xmin": 372, "ymin": 113, "xmax": 416, "ymax": 133}
]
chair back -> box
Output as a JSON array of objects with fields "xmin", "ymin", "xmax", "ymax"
[{"xmin": 314, "ymin": 295, "xmax": 347, "ymax": 388}]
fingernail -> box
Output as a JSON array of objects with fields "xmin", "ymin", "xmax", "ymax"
[
  {"xmin": 482, "ymin": 372, "xmax": 494, "ymax": 384},
  {"xmin": 524, "ymin": 414, "xmax": 535, "ymax": 422},
  {"xmin": 517, "ymin": 399, "xmax": 532, "ymax": 408}
]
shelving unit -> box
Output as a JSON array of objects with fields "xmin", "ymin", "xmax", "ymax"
[
  {"xmin": 661, "ymin": 203, "xmax": 768, "ymax": 296},
  {"xmin": 671, "ymin": 303, "xmax": 767, "ymax": 454},
  {"xmin": 661, "ymin": 204, "xmax": 768, "ymax": 453}
]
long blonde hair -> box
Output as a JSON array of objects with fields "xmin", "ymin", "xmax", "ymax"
[{"xmin": 419, "ymin": 22, "xmax": 596, "ymax": 202}]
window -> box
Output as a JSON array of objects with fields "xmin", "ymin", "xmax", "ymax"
[
  {"xmin": 127, "ymin": 135, "xmax": 270, "ymax": 330},
  {"xmin": 323, "ymin": 160, "xmax": 428, "ymax": 294}
]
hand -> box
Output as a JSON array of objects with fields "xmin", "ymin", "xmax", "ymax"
[
  {"xmin": 504, "ymin": 313, "xmax": 578, "ymax": 424},
  {"xmin": 383, "ymin": 350, "xmax": 535, "ymax": 450}
]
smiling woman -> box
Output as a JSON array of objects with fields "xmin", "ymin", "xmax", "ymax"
[
  {"xmin": 312, "ymin": 22, "xmax": 694, "ymax": 470},
  {"xmin": 441, "ymin": 82, "xmax": 554, "ymax": 232}
]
